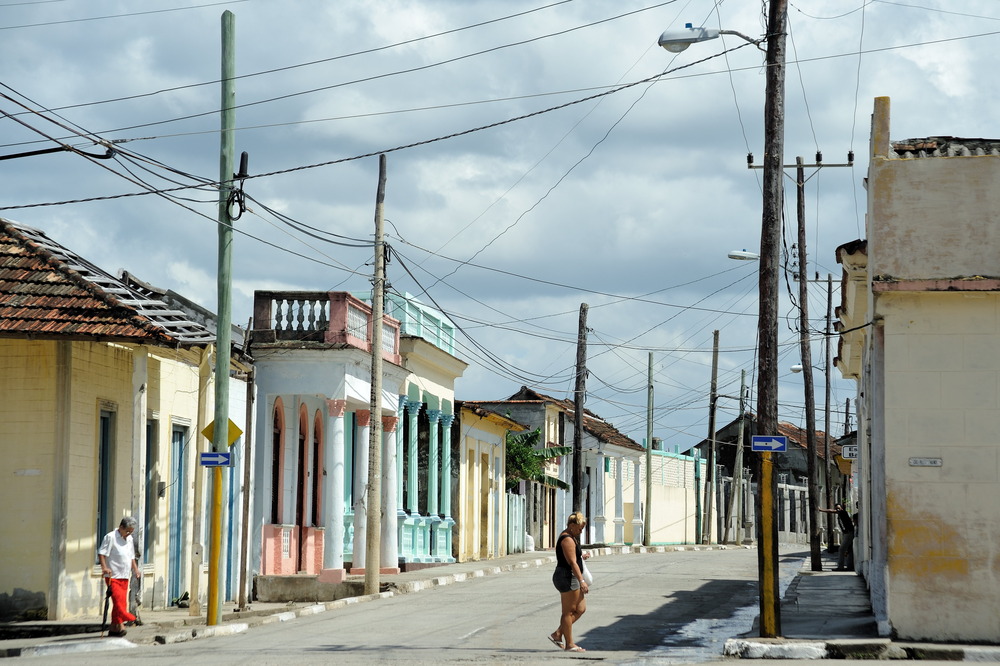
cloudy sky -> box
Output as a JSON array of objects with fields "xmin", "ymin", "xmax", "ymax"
[{"xmin": 2, "ymin": 0, "xmax": 996, "ymax": 453}]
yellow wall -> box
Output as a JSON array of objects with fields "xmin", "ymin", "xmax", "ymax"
[
  {"xmin": 457, "ymin": 410, "xmax": 507, "ymax": 562},
  {"xmin": 0, "ymin": 339, "xmax": 210, "ymax": 620},
  {"xmin": 0, "ymin": 339, "xmax": 58, "ymax": 617},
  {"xmin": 879, "ymin": 292, "xmax": 1000, "ymax": 641}
]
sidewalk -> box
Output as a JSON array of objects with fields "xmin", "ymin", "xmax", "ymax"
[
  {"xmin": 725, "ymin": 549, "xmax": 1000, "ymax": 661},
  {"xmin": 0, "ymin": 548, "xmax": 566, "ymax": 658},
  {"xmin": 4, "ymin": 546, "xmax": 1000, "ymax": 660}
]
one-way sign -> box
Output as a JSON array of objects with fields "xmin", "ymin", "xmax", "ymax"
[
  {"xmin": 200, "ymin": 451, "xmax": 232, "ymax": 467},
  {"xmin": 751, "ymin": 435, "xmax": 788, "ymax": 452}
]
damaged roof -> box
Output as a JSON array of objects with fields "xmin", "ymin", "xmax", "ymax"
[
  {"xmin": 468, "ymin": 386, "xmax": 645, "ymax": 454},
  {"xmin": 0, "ymin": 218, "xmax": 215, "ymax": 346},
  {"xmin": 891, "ymin": 136, "xmax": 1000, "ymax": 159}
]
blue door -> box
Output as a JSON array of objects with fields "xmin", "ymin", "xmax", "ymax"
[{"xmin": 168, "ymin": 426, "xmax": 188, "ymax": 604}]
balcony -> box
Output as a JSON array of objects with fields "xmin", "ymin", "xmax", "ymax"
[{"xmin": 252, "ymin": 291, "xmax": 401, "ymax": 365}]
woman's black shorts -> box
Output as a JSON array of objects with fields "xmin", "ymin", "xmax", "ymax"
[{"xmin": 552, "ymin": 567, "xmax": 579, "ymax": 593}]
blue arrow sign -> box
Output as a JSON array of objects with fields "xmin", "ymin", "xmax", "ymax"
[
  {"xmin": 751, "ymin": 435, "xmax": 787, "ymax": 452},
  {"xmin": 200, "ymin": 451, "xmax": 232, "ymax": 467}
]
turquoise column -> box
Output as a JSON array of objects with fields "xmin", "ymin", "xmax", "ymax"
[
  {"xmin": 426, "ymin": 410, "xmax": 441, "ymax": 516},
  {"xmin": 406, "ymin": 399, "xmax": 420, "ymax": 516},
  {"xmin": 435, "ymin": 413, "xmax": 456, "ymax": 563},
  {"xmin": 440, "ymin": 413, "xmax": 454, "ymax": 519}
]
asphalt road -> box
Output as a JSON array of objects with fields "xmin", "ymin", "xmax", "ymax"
[{"xmin": 24, "ymin": 547, "xmax": 806, "ymax": 665}]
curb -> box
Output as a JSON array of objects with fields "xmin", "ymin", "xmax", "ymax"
[{"xmin": 725, "ymin": 637, "xmax": 1000, "ymax": 661}]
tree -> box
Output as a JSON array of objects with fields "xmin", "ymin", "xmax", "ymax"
[{"xmin": 505, "ymin": 427, "xmax": 572, "ymax": 491}]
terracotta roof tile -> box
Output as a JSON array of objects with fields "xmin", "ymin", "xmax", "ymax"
[{"xmin": 0, "ymin": 218, "xmax": 213, "ymax": 346}]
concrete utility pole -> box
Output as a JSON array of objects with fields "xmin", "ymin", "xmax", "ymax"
[
  {"xmin": 365, "ymin": 154, "xmax": 388, "ymax": 595},
  {"xmin": 795, "ymin": 157, "xmax": 822, "ymax": 573},
  {"xmin": 572, "ymin": 303, "xmax": 588, "ymax": 513},
  {"xmin": 208, "ymin": 9, "xmax": 236, "ymax": 627},
  {"xmin": 702, "ymin": 330, "xmax": 719, "ymax": 545},
  {"xmin": 643, "ymin": 352, "xmax": 653, "ymax": 546}
]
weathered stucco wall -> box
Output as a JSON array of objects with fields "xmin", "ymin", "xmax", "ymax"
[
  {"xmin": 0, "ymin": 339, "xmax": 57, "ymax": 621},
  {"xmin": 879, "ymin": 292, "xmax": 1000, "ymax": 641},
  {"xmin": 869, "ymin": 147, "xmax": 1000, "ymax": 281}
]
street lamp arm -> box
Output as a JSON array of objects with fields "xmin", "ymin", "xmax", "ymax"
[{"xmin": 719, "ymin": 29, "xmax": 766, "ymax": 51}]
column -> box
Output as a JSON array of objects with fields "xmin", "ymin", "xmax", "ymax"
[
  {"xmin": 406, "ymin": 399, "xmax": 420, "ymax": 516},
  {"xmin": 614, "ymin": 456, "xmax": 625, "ymax": 544},
  {"xmin": 594, "ymin": 452, "xmax": 607, "ymax": 543},
  {"xmin": 426, "ymin": 410, "xmax": 441, "ymax": 516},
  {"xmin": 380, "ymin": 415, "xmax": 400, "ymax": 573},
  {"xmin": 434, "ymin": 413, "xmax": 456, "ymax": 562},
  {"xmin": 632, "ymin": 458, "xmax": 644, "ymax": 544},
  {"xmin": 351, "ymin": 410, "xmax": 370, "ymax": 572},
  {"xmin": 321, "ymin": 400, "xmax": 346, "ymax": 576},
  {"xmin": 396, "ymin": 397, "xmax": 406, "ymax": 518},
  {"xmin": 440, "ymin": 413, "xmax": 454, "ymax": 519}
]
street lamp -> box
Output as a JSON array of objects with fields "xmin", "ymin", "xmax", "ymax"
[{"xmin": 661, "ymin": 2, "xmax": 788, "ymax": 638}]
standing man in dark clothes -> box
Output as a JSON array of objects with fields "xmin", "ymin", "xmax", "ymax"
[{"xmin": 819, "ymin": 503, "xmax": 855, "ymax": 571}]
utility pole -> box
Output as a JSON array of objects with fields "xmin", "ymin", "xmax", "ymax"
[
  {"xmin": 754, "ymin": 0, "xmax": 788, "ymax": 638},
  {"xmin": 824, "ymin": 274, "xmax": 834, "ymax": 543},
  {"xmin": 365, "ymin": 155, "xmax": 387, "ymax": 595},
  {"xmin": 722, "ymin": 369, "xmax": 746, "ymax": 545},
  {"xmin": 643, "ymin": 352, "xmax": 653, "ymax": 546},
  {"xmin": 237, "ymin": 366, "xmax": 254, "ymax": 611},
  {"xmin": 702, "ymin": 331, "xmax": 719, "ymax": 545},
  {"xmin": 572, "ymin": 304, "xmax": 588, "ymax": 513},
  {"xmin": 795, "ymin": 157, "xmax": 822, "ymax": 573},
  {"xmin": 752, "ymin": 150, "xmax": 851, "ymax": 568},
  {"xmin": 208, "ymin": 9, "xmax": 236, "ymax": 626}
]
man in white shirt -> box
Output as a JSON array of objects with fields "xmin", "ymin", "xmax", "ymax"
[{"xmin": 98, "ymin": 516, "xmax": 141, "ymax": 637}]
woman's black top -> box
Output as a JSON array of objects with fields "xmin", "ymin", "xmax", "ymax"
[{"xmin": 555, "ymin": 531, "xmax": 582, "ymax": 573}]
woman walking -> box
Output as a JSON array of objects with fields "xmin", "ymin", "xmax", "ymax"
[{"xmin": 548, "ymin": 511, "xmax": 589, "ymax": 652}]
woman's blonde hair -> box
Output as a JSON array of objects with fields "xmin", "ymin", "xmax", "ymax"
[{"xmin": 567, "ymin": 511, "xmax": 587, "ymax": 527}]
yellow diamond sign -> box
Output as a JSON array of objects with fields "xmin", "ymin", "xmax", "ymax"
[{"xmin": 202, "ymin": 419, "xmax": 244, "ymax": 447}]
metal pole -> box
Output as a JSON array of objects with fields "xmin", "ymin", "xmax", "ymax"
[
  {"xmin": 364, "ymin": 154, "xmax": 388, "ymax": 595},
  {"xmin": 208, "ymin": 9, "xmax": 236, "ymax": 626},
  {"xmin": 795, "ymin": 157, "xmax": 822, "ymax": 572},
  {"xmin": 237, "ymin": 367, "xmax": 254, "ymax": 610},
  {"xmin": 644, "ymin": 352, "xmax": 653, "ymax": 546},
  {"xmin": 756, "ymin": 0, "xmax": 788, "ymax": 638}
]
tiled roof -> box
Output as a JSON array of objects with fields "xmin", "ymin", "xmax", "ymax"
[
  {"xmin": 0, "ymin": 218, "xmax": 215, "ymax": 346},
  {"xmin": 470, "ymin": 386, "xmax": 645, "ymax": 453},
  {"xmin": 891, "ymin": 136, "xmax": 1000, "ymax": 159}
]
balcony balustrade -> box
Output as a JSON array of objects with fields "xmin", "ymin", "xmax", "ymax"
[{"xmin": 252, "ymin": 290, "xmax": 401, "ymax": 365}]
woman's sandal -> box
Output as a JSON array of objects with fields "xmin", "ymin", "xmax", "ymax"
[
  {"xmin": 565, "ymin": 645, "xmax": 586, "ymax": 652},
  {"xmin": 547, "ymin": 634, "xmax": 563, "ymax": 648}
]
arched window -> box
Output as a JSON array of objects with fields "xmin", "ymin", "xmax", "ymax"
[{"xmin": 312, "ymin": 411, "xmax": 324, "ymax": 526}]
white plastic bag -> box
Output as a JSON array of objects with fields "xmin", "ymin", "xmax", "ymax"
[{"xmin": 581, "ymin": 560, "xmax": 594, "ymax": 585}]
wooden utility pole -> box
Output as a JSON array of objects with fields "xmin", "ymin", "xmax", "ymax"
[
  {"xmin": 643, "ymin": 352, "xmax": 653, "ymax": 546},
  {"xmin": 702, "ymin": 331, "xmax": 719, "ymax": 544},
  {"xmin": 364, "ymin": 154, "xmax": 387, "ymax": 595},
  {"xmin": 754, "ymin": 0, "xmax": 788, "ymax": 638},
  {"xmin": 572, "ymin": 304, "xmax": 588, "ymax": 513},
  {"xmin": 795, "ymin": 157, "xmax": 823, "ymax": 573},
  {"xmin": 722, "ymin": 369, "xmax": 746, "ymax": 545},
  {"xmin": 824, "ymin": 274, "xmax": 834, "ymax": 542}
]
